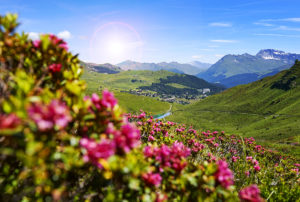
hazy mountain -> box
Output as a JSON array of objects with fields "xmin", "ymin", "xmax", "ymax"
[
  {"xmin": 82, "ymin": 62, "xmax": 122, "ymax": 74},
  {"xmin": 117, "ymin": 60, "xmax": 205, "ymax": 75},
  {"xmin": 189, "ymin": 61, "xmax": 212, "ymax": 71},
  {"xmin": 196, "ymin": 49, "xmax": 299, "ymax": 87}
]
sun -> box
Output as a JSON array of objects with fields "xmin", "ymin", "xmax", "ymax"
[
  {"xmin": 107, "ymin": 39, "xmax": 125, "ymax": 56},
  {"xmin": 89, "ymin": 21, "xmax": 143, "ymax": 64}
]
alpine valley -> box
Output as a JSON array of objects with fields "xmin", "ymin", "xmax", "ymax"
[{"xmin": 82, "ymin": 49, "xmax": 300, "ymax": 157}]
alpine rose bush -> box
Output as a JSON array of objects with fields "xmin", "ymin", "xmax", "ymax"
[
  {"xmin": 215, "ymin": 160, "xmax": 234, "ymax": 189},
  {"xmin": 0, "ymin": 14, "xmax": 299, "ymax": 201},
  {"xmin": 239, "ymin": 185, "xmax": 263, "ymax": 202},
  {"xmin": 27, "ymin": 100, "xmax": 72, "ymax": 131}
]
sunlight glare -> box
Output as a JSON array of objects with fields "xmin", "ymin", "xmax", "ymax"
[{"xmin": 107, "ymin": 39, "xmax": 125, "ymax": 56}]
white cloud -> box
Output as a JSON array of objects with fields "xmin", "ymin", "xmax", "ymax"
[
  {"xmin": 215, "ymin": 54, "xmax": 225, "ymax": 58},
  {"xmin": 208, "ymin": 45, "xmax": 219, "ymax": 48},
  {"xmin": 282, "ymin": 18, "xmax": 300, "ymax": 22},
  {"xmin": 275, "ymin": 25, "xmax": 300, "ymax": 32},
  {"xmin": 198, "ymin": 48, "xmax": 214, "ymax": 51},
  {"xmin": 254, "ymin": 33, "xmax": 300, "ymax": 38},
  {"xmin": 260, "ymin": 18, "xmax": 300, "ymax": 23},
  {"xmin": 210, "ymin": 39, "xmax": 237, "ymax": 43},
  {"xmin": 28, "ymin": 32, "xmax": 40, "ymax": 40},
  {"xmin": 57, "ymin": 30, "xmax": 71, "ymax": 40},
  {"xmin": 253, "ymin": 22, "xmax": 274, "ymax": 27},
  {"xmin": 192, "ymin": 55, "xmax": 203, "ymax": 59},
  {"xmin": 209, "ymin": 22, "xmax": 232, "ymax": 27}
]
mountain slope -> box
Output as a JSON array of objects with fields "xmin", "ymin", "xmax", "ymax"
[
  {"xmin": 170, "ymin": 61, "xmax": 300, "ymax": 155},
  {"xmin": 117, "ymin": 60, "xmax": 208, "ymax": 75},
  {"xmin": 189, "ymin": 61, "xmax": 212, "ymax": 71},
  {"xmin": 82, "ymin": 62, "xmax": 122, "ymax": 74},
  {"xmin": 197, "ymin": 49, "xmax": 300, "ymax": 87}
]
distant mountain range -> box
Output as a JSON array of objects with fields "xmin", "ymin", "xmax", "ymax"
[
  {"xmin": 189, "ymin": 61, "xmax": 212, "ymax": 71},
  {"xmin": 81, "ymin": 62, "xmax": 122, "ymax": 74},
  {"xmin": 197, "ymin": 49, "xmax": 300, "ymax": 87},
  {"xmin": 82, "ymin": 49, "xmax": 300, "ymax": 89},
  {"xmin": 117, "ymin": 60, "xmax": 210, "ymax": 75}
]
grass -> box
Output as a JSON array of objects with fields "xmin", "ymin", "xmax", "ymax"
[{"xmin": 114, "ymin": 91, "xmax": 171, "ymax": 115}]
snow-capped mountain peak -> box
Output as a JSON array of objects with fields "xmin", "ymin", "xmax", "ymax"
[{"xmin": 256, "ymin": 49, "xmax": 300, "ymax": 63}]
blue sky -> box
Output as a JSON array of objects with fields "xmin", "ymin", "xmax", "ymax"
[{"xmin": 1, "ymin": 0, "xmax": 300, "ymax": 64}]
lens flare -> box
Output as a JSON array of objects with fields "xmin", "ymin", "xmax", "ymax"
[{"xmin": 89, "ymin": 22, "xmax": 143, "ymax": 64}]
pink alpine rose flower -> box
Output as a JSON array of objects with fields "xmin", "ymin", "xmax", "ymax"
[
  {"xmin": 101, "ymin": 90, "xmax": 117, "ymax": 109},
  {"xmin": 49, "ymin": 34, "xmax": 68, "ymax": 51},
  {"xmin": 28, "ymin": 100, "xmax": 71, "ymax": 131},
  {"xmin": 148, "ymin": 135, "xmax": 155, "ymax": 141},
  {"xmin": 142, "ymin": 172, "xmax": 162, "ymax": 187},
  {"xmin": 48, "ymin": 63, "xmax": 62, "ymax": 73},
  {"xmin": 138, "ymin": 112, "xmax": 146, "ymax": 119},
  {"xmin": 215, "ymin": 160, "xmax": 234, "ymax": 189},
  {"xmin": 80, "ymin": 138, "xmax": 115, "ymax": 169},
  {"xmin": 33, "ymin": 40, "xmax": 41, "ymax": 48},
  {"xmin": 0, "ymin": 113, "xmax": 21, "ymax": 130},
  {"xmin": 144, "ymin": 142, "xmax": 190, "ymax": 172},
  {"xmin": 232, "ymin": 156, "xmax": 239, "ymax": 162},
  {"xmin": 254, "ymin": 165, "xmax": 261, "ymax": 172},
  {"xmin": 114, "ymin": 123, "xmax": 141, "ymax": 153},
  {"xmin": 246, "ymin": 156, "xmax": 253, "ymax": 161},
  {"xmin": 239, "ymin": 184, "xmax": 263, "ymax": 202},
  {"xmin": 245, "ymin": 170, "xmax": 250, "ymax": 177}
]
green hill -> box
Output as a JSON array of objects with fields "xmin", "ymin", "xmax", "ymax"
[
  {"xmin": 82, "ymin": 69, "xmax": 177, "ymax": 93},
  {"xmin": 82, "ymin": 68, "xmax": 180, "ymax": 114},
  {"xmin": 169, "ymin": 61, "xmax": 300, "ymax": 156},
  {"xmin": 82, "ymin": 68, "xmax": 224, "ymax": 100},
  {"xmin": 113, "ymin": 91, "xmax": 172, "ymax": 115}
]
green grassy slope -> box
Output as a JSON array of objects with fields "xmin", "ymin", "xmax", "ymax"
[
  {"xmin": 82, "ymin": 68, "xmax": 224, "ymax": 95},
  {"xmin": 82, "ymin": 69, "xmax": 177, "ymax": 91},
  {"xmin": 114, "ymin": 91, "xmax": 171, "ymax": 115},
  {"xmin": 82, "ymin": 68, "xmax": 176, "ymax": 115},
  {"xmin": 169, "ymin": 61, "xmax": 300, "ymax": 156}
]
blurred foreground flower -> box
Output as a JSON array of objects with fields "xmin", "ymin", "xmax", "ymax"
[{"xmin": 28, "ymin": 100, "xmax": 71, "ymax": 131}]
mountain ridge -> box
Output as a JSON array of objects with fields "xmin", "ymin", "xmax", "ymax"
[
  {"xmin": 117, "ymin": 60, "xmax": 210, "ymax": 75},
  {"xmin": 197, "ymin": 49, "xmax": 300, "ymax": 87}
]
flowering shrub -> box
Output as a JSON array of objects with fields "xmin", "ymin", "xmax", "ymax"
[
  {"xmin": 239, "ymin": 185, "xmax": 263, "ymax": 202},
  {"xmin": 215, "ymin": 160, "xmax": 234, "ymax": 189},
  {"xmin": 27, "ymin": 100, "xmax": 72, "ymax": 131},
  {"xmin": 130, "ymin": 112, "xmax": 300, "ymax": 201},
  {"xmin": 0, "ymin": 14, "xmax": 299, "ymax": 201}
]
